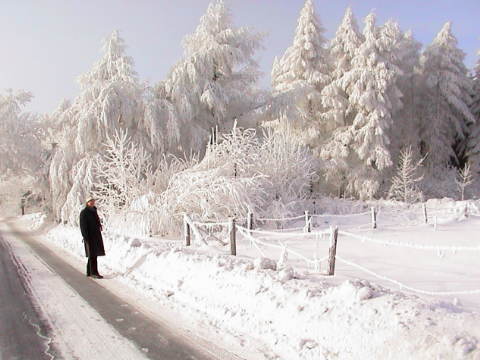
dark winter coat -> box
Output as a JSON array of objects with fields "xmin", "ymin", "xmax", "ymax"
[{"xmin": 79, "ymin": 206, "xmax": 105, "ymax": 258}]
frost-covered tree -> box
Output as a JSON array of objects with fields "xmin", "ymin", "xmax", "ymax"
[
  {"xmin": 49, "ymin": 31, "xmax": 149, "ymax": 224},
  {"xmin": 455, "ymin": 162, "xmax": 473, "ymax": 201},
  {"xmin": 321, "ymin": 13, "xmax": 403, "ymax": 199},
  {"xmin": 0, "ymin": 89, "xmax": 41, "ymax": 176},
  {"xmin": 268, "ymin": 0, "xmax": 331, "ymax": 151},
  {"xmin": 0, "ymin": 89, "xmax": 51, "ymax": 211},
  {"xmin": 164, "ymin": 0, "xmax": 263, "ymax": 154},
  {"xmin": 143, "ymin": 82, "xmax": 180, "ymax": 155},
  {"xmin": 92, "ymin": 130, "xmax": 152, "ymax": 219},
  {"xmin": 388, "ymin": 146, "xmax": 424, "ymax": 203},
  {"xmin": 419, "ymin": 22, "xmax": 475, "ymax": 172},
  {"xmin": 74, "ymin": 30, "xmax": 145, "ymax": 154},
  {"xmin": 466, "ymin": 51, "xmax": 480, "ymax": 173},
  {"xmin": 394, "ymin": 30, "xmax": 422, "ymax": 154},
  {"xmin": 321, "ymin": 7, "xmax": 363, "ymax": 130}
]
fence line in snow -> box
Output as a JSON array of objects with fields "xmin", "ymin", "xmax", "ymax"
[
  {"xmin": 250, "ymin": 202, "xmax": 480, "ymax": 232},
  {"xmin": 184, "ymin": 213, "xmax": 480, "ymax": 297},
  {"xmin": 339, "ymin": 230, "xmax": 480, "ymax": 252},
  {"xmin": 335, "ymin": 255, "xmax": 480, "ymax": 296},
  {"xmin": 311, "ymin": 210, "xmax": 371, "ymax": 218},
  {"xmin": 237, "ymin": 225, "xmax": 331, "ymax": 271}
]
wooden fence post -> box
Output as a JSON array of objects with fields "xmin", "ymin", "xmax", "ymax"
[
  {"xmin": 184, "ymin": 215, "xmax": 191, "ymax": 246},
  {"xmin": 422, "ymin": 203, "xmax": 428, "ymax": 224},
  {"xmin": 371, "ymin": 207, "xmax": 377, "ymax": 229},
  {"xmin": 21, "ymin": 198, "xmax": 25, "ymax": 216},
  {"xmin": 328, "ymin": 227, "xmax": 339, "ymax": 276},
  {"xmin": 229, "ymin": 218, "xmax": 237, "ymax": 256},
  {"xmin": 247, "ymin": 211, "xmax": 254, "ymax": 232},
  {"xmin": 305, "ymin": 210, "xmax": 311, "ymax": 233}
]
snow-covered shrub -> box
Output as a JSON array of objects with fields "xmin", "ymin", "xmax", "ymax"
[
  {"xmin": 92, "ymin": 130, "xmax": 152, "ymax": 223},
  {"xmin": 149, "ymin": 154, "xmax": 199, "ymax": 194},
  {"xmin": 255, "ymin": 127, "xmax": 318, "ymax": 215},
  {"xmin": 149, "ymin": 124, "xmax": 317, "ymax": 235}
]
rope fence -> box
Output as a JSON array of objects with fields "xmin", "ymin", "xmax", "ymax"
[
  {"xmin": 237, "ymin": 225, "xmax": 331, "ymax": 272},
  {"xmin": 339, "ymin": 230, "xmax": 480, "ymax": 252},
  {"xmin": 335, "ymin": 255, "xmax": 480, "ymax": 296},
  {"xmin": 182, "ymin": 202, "xmax": 480, "ymax": 297}
]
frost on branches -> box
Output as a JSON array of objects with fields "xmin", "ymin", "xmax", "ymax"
[
  {"xmin": 455, "ymin": 163, "xmax": 473, "ymax": 201},
  {"xmin": 466, "ymin": 50, "xmax": 480, "ymax": 174},
  {"xmin": 163, "ymin": 0, "xmax": 263, "ymax": 154},
  {"xmin": 321, "ymin": 7, "xmax": 363, "ymax": 131},
  {"xmin": 92, "ymin": 130, "xmax": 152, "ymax": 219},
  {"xmin": 321, "ymin": 13, "xmax": 403, "ymax": 199},
  {"xmin": 0, "ymin": 89, "xmax": 41, "ymax": 176},
  {"xmin": 149, "ymin": 124, "xmax": 317, "ymax": 236},
  {"xmin": 49, "ymin": 31, "xmax": 151, "ymax": 224},
  {"xmin": 267, "ymin": 0, "xmax": 331, "ymax": 152},
  {"xmin": 419, "ymin": 22, "xmax": 475, "ymax": 173},
  {"xmin": 388, "ymin": 147, "xmax": 424, "ymax": 203}
]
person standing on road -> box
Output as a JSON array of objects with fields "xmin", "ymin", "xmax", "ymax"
[{"xmin": 79, "ymin": 198, "xmax": 105, "ymax": 279}]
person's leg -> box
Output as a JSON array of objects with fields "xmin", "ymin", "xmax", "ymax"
[
  {"xmin": 86, "ymin": 257, "xmax": 91, "ymax": 276},
  {"xmin": 91, "ymin": 256, "xmax": 99, "ymax": 275}
]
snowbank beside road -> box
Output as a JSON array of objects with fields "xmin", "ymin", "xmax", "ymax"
[{"xmin": 43, "ymin": 224, "xmax": 480, "ymax": 360}]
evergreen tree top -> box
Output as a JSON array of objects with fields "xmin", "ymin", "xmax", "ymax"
[
  {"xmin": 363, "ymin": 12, "xmax": 377, "ymax": 42},
  {"xmin": 80, "ymin": 30, "xmax": 137, "ymax": 87},
  {"xmin": 292, "ymin": 0, "xmax": 326, "ymax": 52},
  {"xmin": 272, "ymin": 0, "xmax": 329, "ymax": 92},
  {"xmin": 331, "ymin": 6, "xmax": 362, "ymax": 51},
  {"xmin": 433, "ymin": 22, "xmax": 457, "ymax": 47}
]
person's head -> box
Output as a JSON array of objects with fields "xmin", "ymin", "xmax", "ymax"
[{"xmin": 86, "ymin": 198, "xmax": 96, "ymax": 207}]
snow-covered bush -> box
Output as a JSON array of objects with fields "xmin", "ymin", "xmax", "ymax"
[
  {"xmin": 256, "ymin": 127, "xmax": 318, "ymax": 215},
  {"xmin": 148, "ymin": 124, "xmax": 317, "ymax": 235},
  {"xmin": 92, "ymin": 130, "xmax": 152, "ymax": 221},
  {"xmin": 149, "ymin": 154, "xmax": 199, "ymax": 195}
]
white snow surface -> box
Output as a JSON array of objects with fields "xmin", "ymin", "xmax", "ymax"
[{"xmin": 36, "ymin": 198, "xmax": 480, "ymax": 359}]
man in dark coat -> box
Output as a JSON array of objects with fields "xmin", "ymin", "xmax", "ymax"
[{"xmin": 79, "ymin": 198, "xmax": 105, "ymax": 279}]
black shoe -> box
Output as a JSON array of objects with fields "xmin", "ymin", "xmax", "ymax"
[{"xmin": 92, "ymin": 274, "xmax": 104, "ymax": 279}]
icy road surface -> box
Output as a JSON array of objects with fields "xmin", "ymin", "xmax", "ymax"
[{"xmin": 0, "ymin": 220, "xmax": 233, "ymax": 360}]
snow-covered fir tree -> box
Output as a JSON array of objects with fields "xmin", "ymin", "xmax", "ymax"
[
  {"xmin": 268, "ymin": 0, "xmax": 331, "ymax": 151},
  {"xmin": 49, "ymin": 31, "xmax": 150, "ymax": 224},
  {"xmin": 466, "ymin": 50, "xmax": 480, "ymax": 173},
  {"xmin": 419, "ymin": 22, "xmax": 475, "ymax": 173},
  {"xmin": 394, "ymin": 29, "xmax": 422, "ymax": 155},
  {"xmin": 321, "ymin": 7, "xmax": 363, "ymax": 130},
  {"xmin": 321, "ymin": 13, "xmax": 403, "ymax": 199},
  {"xmin": 163, "ymin": 0, "xmax": 263, "ymax": 154}
]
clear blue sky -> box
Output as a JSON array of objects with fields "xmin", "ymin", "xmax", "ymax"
[{"xmin": 0, "ymin": 0, "xmax": 478, "ymax": 113}]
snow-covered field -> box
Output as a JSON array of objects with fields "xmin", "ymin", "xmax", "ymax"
[{"xmin": 21, "ymin": 198, "xmax": 480, "ymax": 359}]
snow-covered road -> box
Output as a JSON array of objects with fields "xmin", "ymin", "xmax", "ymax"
[
  {"xmin": 0, "ymin": 220, "xmax": 233, "ymax": 360},
  {"xmin": 0, "ymin": 231, "xmax": 56, "ymax": 360}
]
